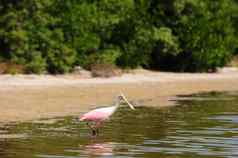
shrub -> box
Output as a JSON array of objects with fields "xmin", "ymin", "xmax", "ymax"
[
  {"xmin": 91, "ymin": 63, "xmax": 122, "ymax": 78},
  {"xmin": 25, "ymin": 52, "xmax": 47, "ymax": 74},
  {"xmin": 80, "ymin": 47, "xmax": 121, "ymax": 69},
  {"xmin": 46, "ymin": 45, "xmax": 76, "ymax": 74},
  {"xmin": 0, "ymin": 62, "xmax": 25, "ymax": 74},
  {"xmin": 149, "ymin": 0, "xmax": 238, "ymax": 72},
  {"xmin": 0, "ymin": 0, "xmax": 237, "ymax": 73}
]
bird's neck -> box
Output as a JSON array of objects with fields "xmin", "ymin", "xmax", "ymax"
[{"xmin": 112, "ymin": 99, "xmax": 120, "ymax": 112}]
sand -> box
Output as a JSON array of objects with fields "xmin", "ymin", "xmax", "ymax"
[{"xmin": 0, "ymin": 68, "xmax": 238, "ymax": 123}]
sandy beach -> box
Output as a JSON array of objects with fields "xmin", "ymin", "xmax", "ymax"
[{"xmin": 1, "ymin": 69, "xmax": 238, "ymax": 124}]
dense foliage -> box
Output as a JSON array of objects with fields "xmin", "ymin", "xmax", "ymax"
[{"xmin": 0, "ymin": 0, "xmax": 238, "ymax": 73}]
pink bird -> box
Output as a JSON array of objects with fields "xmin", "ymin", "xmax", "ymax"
[{"xmin": 79, "ymin": 93, "xmax": 135, "ymax": 136}]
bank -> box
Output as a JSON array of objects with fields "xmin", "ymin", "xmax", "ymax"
[{"xmin": 0, "ymin": 68, "xmax": 238, "ymax": 123}]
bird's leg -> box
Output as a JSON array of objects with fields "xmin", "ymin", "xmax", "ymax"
[
  {"xmin": 92, "ymin": 129, "xmax": 97, "ymax": 136},
  {"xmin": 86, "ymin": 122, "xmax": 92, "ymax": 130},
  {"xmin": 95, "ymin": 122, "xmax": 102, "ymax": 136},
  {"xmin": 86, "ymin": 122, "xmax": 97, "ymax": 136},
  {"xmin": 96, "ymin": 128, "xmax": 99, "ymax": 135}
]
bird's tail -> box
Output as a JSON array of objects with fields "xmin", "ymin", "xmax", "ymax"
[{"xmin": 79, "ymin": 115, "xmax": 86, "ymax": 121}]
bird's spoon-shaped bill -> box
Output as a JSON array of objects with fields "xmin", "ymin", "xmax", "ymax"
[{"xmin": 121, "ymin": 95, "xmax": 135, "ymax": 110}]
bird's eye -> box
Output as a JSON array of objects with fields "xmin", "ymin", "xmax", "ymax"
[{"xmin": 118, "ymin": 96, "xmax": 123, "ymax": 100}]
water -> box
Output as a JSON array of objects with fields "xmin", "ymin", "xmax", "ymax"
[{"xmin": 1, "ymin": 91, "xmax": 238, "ymax": 158}]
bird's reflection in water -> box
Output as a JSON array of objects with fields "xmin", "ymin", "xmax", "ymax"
[{"xmin": 79, "ymin": 140, "xmax": 114, "ymax": 156}]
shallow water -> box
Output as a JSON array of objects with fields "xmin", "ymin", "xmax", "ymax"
[{"xmin": 1, "ymin": 91, "xmax": 238, "ymax": 158}]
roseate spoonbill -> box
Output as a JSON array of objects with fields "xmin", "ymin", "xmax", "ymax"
[{"xmin": 79, "ymin": 93, "xmax": 135, "ymax": 136}]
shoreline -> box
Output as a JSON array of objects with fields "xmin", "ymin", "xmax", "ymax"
[
  {"xmin": 1, "ymin": 70, "xmax": 238, "ymax": 86},
  {"xmin": 1, "ymin": 69, "xmax": 238, "ymax": 124}
]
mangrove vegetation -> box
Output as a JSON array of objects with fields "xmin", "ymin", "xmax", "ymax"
[{"xmin": 0, "ymin": 0, "xmax": 238, "ymax": 73}]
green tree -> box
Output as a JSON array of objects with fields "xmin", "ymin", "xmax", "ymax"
[{"xmin": 0, "ymin": 0, "xmax": 237, "ymax": 73}]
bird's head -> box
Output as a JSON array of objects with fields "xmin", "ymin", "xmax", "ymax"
[{"xmin": 117, "ymin": 93, "xmax": 135, "ymax": 110}]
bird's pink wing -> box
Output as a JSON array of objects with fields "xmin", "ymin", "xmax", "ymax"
[{"xmin": 80, "ymin": 110, "xmax": 109, "ymax": 122}]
